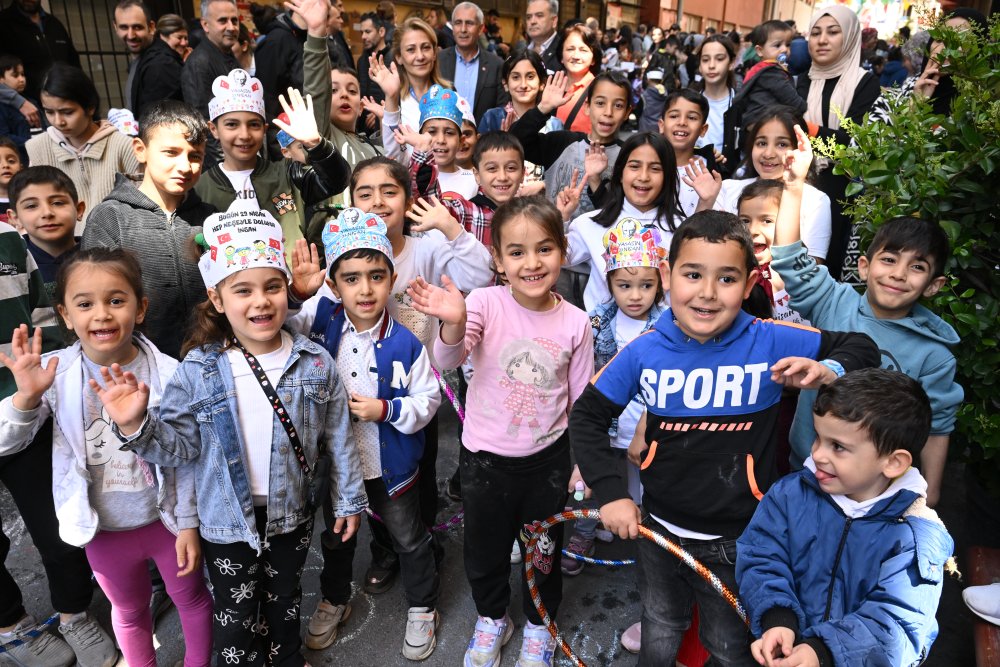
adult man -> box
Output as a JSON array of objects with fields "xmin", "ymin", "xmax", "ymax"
[
  {"xmin": 0, "ymin": 0, "xmax": 79, "ymax": 103},
  {"xmin": 376, "ymin": 0, "xmax": 396, "ymax": 47},
  {"xmin": 253, "ymin": 3, "xmax": 305, "ymax": 150},
  {"xmin": 357, "ymin": 11, "xmax": 391, "ymax": 132},
  {"xmin": 438, "ymin": 3, "xmax": 506, "ymax": 124},
  {"xmin": 182, "ymin": 0, "xmax": 239, "ymax": 166},
  {"xmin": 525, "ymin": 0, "xmax": 561, "ymax": 73},
  {"xmin": 327, "ymin": 0, "xmax": 352, "ymax": 70},
  {"xmin": 114, "ymin": 0, "xmax": 184, "ymax": 116}
]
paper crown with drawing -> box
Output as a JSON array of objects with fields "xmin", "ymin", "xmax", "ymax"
[
  {"xmin": 602, "ymin": 217, "xmax": 666, "ymax": 274},
  {"xmin": 322, "ymin": 208, "xmax": 395, "ymax": 273},
  {"xmin": 208, "ymin": 68, "xmax": 265, "ymax": 121},
  {"xmin": 197, "ymin": 199, "xmax": 290, "ymax": 287},
  {"xmin": 418, "ymin": 85, "xmax": 474, "ymax": 129}
]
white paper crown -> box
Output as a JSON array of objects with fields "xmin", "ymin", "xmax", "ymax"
[
  {"xmin": 208, "ymin": 69, "xmax": 265, "ymax": 121},
  {"xmin": 198, "ymin": 199, "xmax": 291, "ymax": 287}
]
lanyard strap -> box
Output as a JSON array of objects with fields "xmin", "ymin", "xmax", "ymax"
[{"xmin": 230, "ymin": 337, "xmax": 311, "ymax": 476}]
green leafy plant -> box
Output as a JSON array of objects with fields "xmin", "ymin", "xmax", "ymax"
[{"xmin": 817, "ymin": 18, "xmax": 1000, "ymax": 497}]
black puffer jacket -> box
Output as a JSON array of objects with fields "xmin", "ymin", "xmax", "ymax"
[
  {"xmin": 132, "ymin": 37, "xmax": 185, "ymax": 117},
  {"xmin": 0, "ymin": 4, "xmax": 79, "ymax": 100},
  {"xmin": 254, "ymin": 13, "xmax": 305, "ymax": 124}
]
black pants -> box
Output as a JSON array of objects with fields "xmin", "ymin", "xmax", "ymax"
[
  {"xmin": 202, "ymin": 508, "xmax": 312, "ymax": 667},
  {"xmin": 815, "ymin": 168, "xmax": 852, "ymax": 281},
  {"xmin": 367, "ymin": 413, "xmax": 439, "ymax": 565},
  {"xmin": 319, "ymin": 479, "xmax": 438, "ymax": 608},
  {"xmin": 0, "ymin": 419, "xmax": 93, "ymax": 626},
  {"xmin": 461, "ymin": 434, "xmax": 570, "ymax": 623}
]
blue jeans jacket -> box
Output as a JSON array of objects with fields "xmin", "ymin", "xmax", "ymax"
[{"xmin": 122, "ymin": 332, "xmax": 367, "ymax": 551}]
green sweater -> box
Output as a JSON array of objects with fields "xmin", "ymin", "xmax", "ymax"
[{"xmin": 0, "ymin": 222, "xmax": 63, "ymax": 399}]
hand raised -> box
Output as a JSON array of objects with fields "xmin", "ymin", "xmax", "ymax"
[
  {"xmin": 369, "ymin": 54, "xmax": 401, "ymax": 103},
  {"xmin": 500, "ymin": 109, "xmax": 517, "ymax": 132},
  {"xmin": 88, "ymin": 364, "xmax": 151, "ymax": 436},
  {"xmin": 273, "ymin": 88, "xmax": 321, "ymax": 148},
  {"xmin": 406, "ymin": 196, "xmax": 460, "ymax": 237},
  {"xmin": 361, "ymin": 96, "xmax": 385, "ymax": 120},
  {"xmin": 583, "ymin": 141, "xmax": 608, "ymax": 181},
  {"xmin": 392, "ymin": 123, "xmax": 433, "ymax": 154},
  {"xmin": 282, "ymin": 0, "xmax": 328, "ymax": 37},
  {"xmin": 0, "ymin": 324, "xmax": 58, "ymax": 410},
  {"xmin": 682, "ymin": 158, "xmax": 723, "ymax": 203},
  {"xmin": 290, "ymin": 238, "xmax": 326, "ymax": 299},
  {"xmin": 556, "ymin": 168, "xmax": 586, "ymax": 222},
  {"xmin": 406, "ymin": 275, "xmax": 467, "ymax": 325},
  {"xmin": 538, "ymin": 71, "xmax": 573, "ymax": 114},
  {"xmin": 782, "ymin": 125, "xmax": 813, "ymax": 186}
]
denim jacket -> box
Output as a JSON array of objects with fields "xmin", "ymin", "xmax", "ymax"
[{"xmin": 121, "ymin": 332, "xmax": 367, "ymax": 551}]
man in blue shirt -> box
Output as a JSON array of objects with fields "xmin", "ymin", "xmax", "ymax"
[{"xmin": 438, "ymin": 2, "xmax": 506, "ymax": 125}]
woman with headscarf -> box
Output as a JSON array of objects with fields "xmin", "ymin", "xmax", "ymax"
[{"xmin": 796, "ymin": 6, "xmax": 881, "ymax": 281}]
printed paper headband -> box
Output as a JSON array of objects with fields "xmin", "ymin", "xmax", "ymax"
[
  {"xmin": 322, "ymin": 207, "xmax": 394, "ymax": 275},
  {"xmin": 418, "ymin": 85, "xmax": 473, "ymax": 129},
  {"xmin": 198, "ymin": 199, "xmax": 290, "ymax": 287},
  {"xmin": 602, "ymin": 217, "xmax": 666, "ymax": 274},
  {"xmin": 208, "ymin": 69, "xmax": 265, "ymax": 121}
]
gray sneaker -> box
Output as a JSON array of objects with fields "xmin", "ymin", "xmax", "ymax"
[
  {"xmin": 304, "ymin": 600, "xmax": 351, "ymax": 650},
  {"xmin": 58, "ymin": 615, "xmax": 117, "ymax": 667},
  {"xmin": 402, "ymin": 607, "xmax": 439, "ymax": 661},
  {"xmin": 0, "ymin": 615, "xmax": 74, "ymax": 667}
]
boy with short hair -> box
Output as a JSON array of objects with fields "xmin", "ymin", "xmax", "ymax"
[
  {"xmin": 81, "ymin": 99, "xmax": 213, "ymax": 358},
  {"xmin": 0, "ymin": 136, "xmax": 24, "ymax": 224},
  {"xmin": 659, "ymin": 89, "xmax": 723, "ymax": 216},
  {"xmin": 771, "ymin": 126, "xmax": 962, "ymax": 507},
  {"xmin": 194, "ymin": 68, "xmax": 351, "ymax": 252},
  {"xmin": 737, "ymin": 368, "xmax": 954, "ymax": 667},
  {"xmin": 284, "ymin": 212, "xmax": 442, "ymax": 659},
  {"xmin": 0, "ymin": 55, "xmax": 32, "ymax": 162},
  {"xmin": 571, "ymin": 211, "xmax": 879, "ymax": 665},
  {"xmin": 732, "ymin": 21, "xmax": 807, "ymax": 130},
  {"xmin": 455, "ymin": 119, "xmax": 478, "ymax": 171},
  {"xmin": 6, "ymin": 166, "xmax": 83, "ymax": 300}
]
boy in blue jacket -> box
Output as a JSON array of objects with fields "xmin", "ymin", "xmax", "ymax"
[
  {"xmin": 285, "ymin": 209, "xmax": 442, "ymax": 660},
  {"xmin": 770, "ymin": 126, "xmax": 963, "ymax": 507},
  {"xmin": 736, "ymin": 368, "xmax": 955, "ymax": 667},
  {"xmin": 571, "ymin": 211, "xmax": 879, "ymax": 665}
]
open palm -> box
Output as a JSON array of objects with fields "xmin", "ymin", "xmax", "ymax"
[
  {"xmin": 89, "ymin": 364, "xmax": 150, "ymax": 436},
  {"xmin": 407, "ymin": 275, "xmax": 466, "ymax": 325},
  {"xmin": 0, "ymin": 325, "xmax": 58, "ymax": 408}
]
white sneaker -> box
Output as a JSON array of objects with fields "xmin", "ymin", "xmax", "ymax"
[
  {"xmin": 464, "ymin": 614, "xmax": 513, "ymax": 667},
  {"xmin": 402, "ymin": 606, "xmax": 439, "ymax": 660},
  {"xmin": 515, "ymin": 621, "xmax": 556, "ymax": 667},
  {"xmin": 620, "ymin": 620, "xmax": 641, "ymax": 653},
  {"xmin": 964, "ymin": 582, "xmax": 1000, "ymax": 625},
  {"xmin": 510, "ymin": 539, "xmax": 522, "ymax": 564}
]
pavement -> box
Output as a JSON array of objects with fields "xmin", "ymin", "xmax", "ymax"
[{"xmin": 0, "ymin": 379, "xmax": 983, "ymax": 667}]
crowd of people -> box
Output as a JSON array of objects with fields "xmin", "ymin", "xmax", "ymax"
[{"xmin": 0, "ymin": 0, "xmax": 994, "ymax": 665}]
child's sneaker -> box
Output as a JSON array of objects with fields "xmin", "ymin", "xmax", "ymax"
[
  {"xmin": 510, "ymin": 539, "xmax": 523, "ymax": 564},
  {"xmin": 560, "ymin": 533, "xmax": 595, "ymax": 576},
  {"xmin": 464, "ymin": 614, "xmax": 513, "ymax": 667},
  {"xmin": 515, "ymin": 621, "xmax": 556, "ymax": 667},
  {"xmin": 620, "ymin": 620, "xmax": 641, "ymax": 653},
  {"xmin": 305, "ymin": 600, "xmax": 351, "ymax": 650},
  {"xmin": 402, "ymin": 606, "xmax": 439, "ymax": 660},
  {"xmin": 58, "ymin": 613, "xmax": 117, "ymax": 667},
  {"xmin": 0, "ymin": 615, "xmax": 75, "ymax": 667},
  {"xmin": 963, "ymin": 583, "xmax": 1000, "ymax": 625}
]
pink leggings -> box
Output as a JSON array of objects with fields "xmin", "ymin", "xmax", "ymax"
[{"xmin": 85, "ymin": 521, "xmax": 213, "ymax": 667}]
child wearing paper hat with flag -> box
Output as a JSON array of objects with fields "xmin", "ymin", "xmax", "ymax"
[
  {"xmin": 283, "ymin": 210, "xmax": 442, "ymax": 659},
  {"xmin": 113, "ymin": 198, "xmax": 367, "ymax": 667},
  {"xmin": 194, "ymin": 68, "xmax": 353, "ymax": 253}
]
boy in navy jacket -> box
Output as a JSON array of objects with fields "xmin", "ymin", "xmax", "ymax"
[
  {"xmin": 571, "ymin": 211, "xmax": 879, "ymax": 665},
  {"xmin": 737, "ymin": 369, "xmax": 954, "ymax": 667},
  {"xmin": 285, "ymin": 209, "xmax": 442, "ymax": 660}
]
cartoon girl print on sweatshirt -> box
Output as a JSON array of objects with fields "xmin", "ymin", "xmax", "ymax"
[
  {"xmin": 498, "ymin": 337, "xmax": 562, "ymax": 441},
  {"xmin": 85, "ymin": 406, "xmax": 154, "ymax": 492}
]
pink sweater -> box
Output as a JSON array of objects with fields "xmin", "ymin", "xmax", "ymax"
[{"xmin": 435, "ymin": 286, "xmax": 594, "ymax": 457}]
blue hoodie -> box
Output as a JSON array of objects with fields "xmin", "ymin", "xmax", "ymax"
[
  {"xmin": 771, "ymin": 241, "xmax": 963, "ymax": 468},
  {"xmin": 737, "ymin": 466, "xmax": 953, "ymax": 666}
]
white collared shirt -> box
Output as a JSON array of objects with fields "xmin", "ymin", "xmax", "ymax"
[{"xmin": 337, "ymin": 312, "xmax": 385, "ymax": 480}]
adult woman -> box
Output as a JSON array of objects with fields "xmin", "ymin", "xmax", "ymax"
[
  {"xmin": 156, "ymin": 14, "xmax": 191, "ymax": 61},
  {"xmin": 795, "ymin": 5, "xmax": 880, "ymax": 281},
  {"xmin": 372, "ymin": 16, "xmax": 453, "ymax": 162},
  {"xmin": 556, "ymin": 23, "xmax": 602, "ymax": 133}
]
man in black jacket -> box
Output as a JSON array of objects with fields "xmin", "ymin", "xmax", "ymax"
[
  {"xmin": 525, "ymin": 0, "xmax": 562, "ymax": 74},
  {"xmin": 437, "ymin": 2, "xmax": 507, "ymax": 125},
  {"xmin": 254, "ymin": 8, "xmax": 305, "ymax": 159},
  {"xmin": 114, "ymin": 1, "xmax": 184, "ymax": 116},
  {"xmin": 0, "ymin": 0, "xmax": 79, "ymax": 101},
  {"xmin": 357, "ymin": 12, "xmax": 391, "ymax": 133}
]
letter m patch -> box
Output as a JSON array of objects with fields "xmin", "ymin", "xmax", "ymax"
[{"xmin": 390, "ymin": 361, "xmax": 410, "ymax": 390}]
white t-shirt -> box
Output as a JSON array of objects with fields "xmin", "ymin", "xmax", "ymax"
[
  {"xmin": 715, "ymin": 178, "xmax": 833, "ymax": 259},
  {"xmin": 438, "ymin": 167, "xmax": 478, "ymax": 200},
  {"xmin": 220, "ymin": 166, "xmax": 256, "ymax": 203},
  {"xmin": 677, "ymin": 165, "xmax": 700, "ymax": 218},
  {"xmin": 696, "ymin": 90, "xmax": 733, "ymax": 150},
  {"xmin": 226, "ymin": 330, "xmax": 292, "ymax": 505}
]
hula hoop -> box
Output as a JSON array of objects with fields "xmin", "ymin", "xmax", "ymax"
[
  {"xmin": 523, "ymin": 509, "xmax": 748, "ymax": 666},
  {"xmin": 0, "ymin": 614, "xmax": 59, "ymax": 654},
  {"xmin": 559, "ymin": 549, "xmax": 636, "ymax": 567}
]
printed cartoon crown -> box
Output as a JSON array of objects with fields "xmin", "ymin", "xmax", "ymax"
[
  {"xmin": 602, "ymin": 217, "xmax": 666, "ymax": 274},
  {"xmin": 322, "ymin": 208, "xmax": 394, "ymax": 274},
  {"xmin": 418, "ymin": 85, "xmax": 470, "ymax": 130},
  {"xmin": 198, "ymin": 199, "xmax": 290, "ymax": 287},
  {"xmin": 275, "ymin": 113, "xmax": 295, "ymax": 148},
  {"xmin": 107, "ymin": 108, "xmax": 139, "ymax": 136},
  {"xmin": 208, "ymin": 69, "xmax": 265, "ymax": 121}
]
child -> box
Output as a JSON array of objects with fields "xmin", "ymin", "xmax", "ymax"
[
  {"xmin": 0, "ymin": 55, "xmax": 31, "ymax": 162},
  {"xmin": 731, "ymin": 21, "xmax": 807, "ymax": 130},
  {"xmin": 103, "ymin": 201, "xmax": 367, "ymax": 667},
  {"xmin": 771, "ymin": 125, "xmax": 962, "ymax": 507},
  {"xmin": 455, "ymin": 119, "xmax": 478, "ymax": 172},
  {"xmin": 26, "ymin": 64, "xmax": 139, "ymax": 233},
  {"xmin": 0, "ymin": 136, "xmax": 23, "ymax": 225},
  {"xmin": 195, "ymin": 69, "xmax": 350, "ymax": 251},
  {"xmin": 658, "ymin": 89, "xmax": 724, "ymax": 217},
  {"xmin": 715, "ymin": 108, "xmax": 831, "ymax": 263},
  {"xmin": 286, "ymin": 211, "xmax": 442, "ymax": 658},
  {"xmin": 510, "ymin": 70, "xmax": 632, "ymax": 219},
  {"xmin": 691, "ymin": 35, "xmax": 738, "ymax": 155},
  {"xmin": 563, "ymin": 216, "xmax": 667, "ymax": 577},
  {"xmin": 7, "ymin": 166, "xmax": 82, "ymax": 301},
  {"xmin": 570, "ymin": 210, "xmax": 880, "ymax": 665},
  {"xmin": 289, "ymin": 156, "xmax": 491, "ymax": 599},
  {"xmin": 408, "ymin": 195, "xmax": 594, "ymax": 667},
  {"xmin": 566, "ymin": 132, "xmax": 680, "ymax": 311},
  {"xmin": 0, "ymin": 248, "xmax": 212, "ymax": 667},
  {"xmin": 736, "ymin": 179, "xmax": 807, "ymax": 324},
  {"xmin": 737, "ymin": 368, "xmax": 955, "ymax": 667},
  {"xmin": 81, "ymin": 100, "xmax": 211, "ymax": 359}
]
